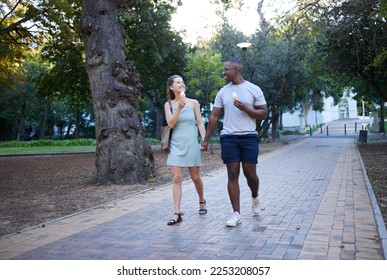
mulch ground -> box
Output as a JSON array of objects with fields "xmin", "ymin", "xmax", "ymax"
[
  {"xmin": 357, "ymin": 141, "xmax": 387, "ymax": 227},
  {"xmin": 0, "ymin": 140, "xmax": 386, "ymax": 238}
]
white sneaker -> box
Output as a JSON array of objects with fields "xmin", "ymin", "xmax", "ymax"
[
  {"xmin": 251, "ymin": 196, "xmax": 260, "ymax": 215},
  {"xmin": 226, "ymin": 211, "xmax": 241, "ymax": 227}
]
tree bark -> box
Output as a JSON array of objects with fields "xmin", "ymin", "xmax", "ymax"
[
  {"xmin": 16, "ymin": 100, "xmax": 26, "ymax": 141},
  {"xmin": 155, "ymin": 107, "xmax": 163, "ymax": 139},
  {"xmin": 38, "ymin": 100, "xmax": 50, "ymax": 139},
  {"xmin": 75, "ymin": 111, "xmax": 81, "ymax": 138},
  {"xmin": 80, "ymin": 0, "xmax": 154, "ymax": 184},
  {"xmin": 257, "ymin": 0, "xmax": 269, "ymax": 35},
  {"xmin": 380, "ymin": 96, "xmax": 385, "ymax": 133}
]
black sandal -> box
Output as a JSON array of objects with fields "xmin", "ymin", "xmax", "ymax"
[
  {"xmin": 167, "ymin": 212, "xmax": 183, "ymax": 225},
  {"xmin": 199, "ymin": 200, "xmax": 207, "ymax": 214}
]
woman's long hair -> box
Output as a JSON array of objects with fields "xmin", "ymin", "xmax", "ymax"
[{"xmin": 167, "ymin": 75, "xmax": 181, "ymax": 100}]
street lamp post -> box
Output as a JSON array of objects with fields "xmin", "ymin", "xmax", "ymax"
[{"xmin": 237, "ymin": 42, "xmax": 252, "ymax": 77}]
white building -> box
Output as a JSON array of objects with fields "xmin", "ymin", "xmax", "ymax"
[{"xmin": 282, "ymin": 89, "xmax": 358, "ymax": 128}]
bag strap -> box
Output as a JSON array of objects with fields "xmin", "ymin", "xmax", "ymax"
[{"xmin": 168, "ymin": 101, "xmax": 173, "ymax": 114}]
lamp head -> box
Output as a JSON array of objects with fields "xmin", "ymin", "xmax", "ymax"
[{"xmin": 237, "ymin": 42, "xmax": 252, "ymax": 52}]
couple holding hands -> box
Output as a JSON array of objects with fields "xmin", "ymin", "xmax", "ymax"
[{"xmin": 164, "ymin": 58, "xmax": 268, "ymax": 227}]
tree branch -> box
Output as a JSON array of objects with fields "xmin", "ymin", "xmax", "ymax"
[{"xmin": 0, "ymin": 14, "xmax": 34, "ymax": 36}]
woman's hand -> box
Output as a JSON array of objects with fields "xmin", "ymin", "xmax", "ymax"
[{"xmin": 178, "ymin": 98, "xmax": 188, "ymax": 110}]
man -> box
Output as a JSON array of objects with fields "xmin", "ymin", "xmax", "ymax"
[{"xmin": 201, "ymin": 58, "xmax": 268, "ymax": 227}]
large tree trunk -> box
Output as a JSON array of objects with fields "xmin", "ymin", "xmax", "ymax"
[{"xmin": 80, "ymin": 0, "xmax": 154, "ymax": 184}]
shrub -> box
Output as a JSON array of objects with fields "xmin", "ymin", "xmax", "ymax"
[{"xmin": 0, "ymin": 138, "xmax": 96, "ymax": 147}]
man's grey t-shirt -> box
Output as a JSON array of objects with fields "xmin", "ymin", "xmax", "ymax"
[{"xmin": 213, "ymin": 81, "xmax": 266, "ymax": 135}]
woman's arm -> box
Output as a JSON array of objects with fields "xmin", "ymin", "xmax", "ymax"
[
  {"xmin": 193, "ymin": 99, "xmax": 206, "ymax": 141},
  {"xmin": 165, "ymin": 99, "xmax": 187, "ymax": 128}
]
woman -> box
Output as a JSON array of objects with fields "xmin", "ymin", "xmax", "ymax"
[{"xmin": 164, "ymin": 75, "xmax": 207, "ymax": 225}]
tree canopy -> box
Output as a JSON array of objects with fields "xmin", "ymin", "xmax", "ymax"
[{"xmin": 315, "ymin": 0, "xmax": 387, "ymax": 132}]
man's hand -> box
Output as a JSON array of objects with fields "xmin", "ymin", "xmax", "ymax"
[
  {"xmin": 233, "ymin": 100, "xmax": 246, "ymax": 111},
  {"xmin": 201, "ymin": 140, "xmax": 209, "ymax": 151}
]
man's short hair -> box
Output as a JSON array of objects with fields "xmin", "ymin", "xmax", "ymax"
[{"xmin": 226, "ymin": 58, "xmax": 243, "ymax": 67}]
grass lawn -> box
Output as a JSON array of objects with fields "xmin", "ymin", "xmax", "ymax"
[{"xmin": 0, "ymin": 146, "xmax": 96, "ymax": 155}]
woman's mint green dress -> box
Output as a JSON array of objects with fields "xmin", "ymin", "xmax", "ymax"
[{"xmin": 167, "ymin": 105, "xmax": 201, "ymax": 167}]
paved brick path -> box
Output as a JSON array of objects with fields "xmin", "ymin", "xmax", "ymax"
[{"xmin": 0, "ymin": 120, "xmax": 386, "ymax": 260}]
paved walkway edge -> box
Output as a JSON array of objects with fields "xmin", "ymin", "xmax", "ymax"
[{"xmin": 357, "ymin": 144, "xmax": 387, "ymax": 259}]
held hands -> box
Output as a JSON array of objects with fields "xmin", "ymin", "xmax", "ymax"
[{"xmin": 200, "ymin": 140, "xmax": 208, "ymax": 151}]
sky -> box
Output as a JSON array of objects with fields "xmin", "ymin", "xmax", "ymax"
[{"xmin": 170, "ymin": 0, "xmax": 297, "ymax": 45}]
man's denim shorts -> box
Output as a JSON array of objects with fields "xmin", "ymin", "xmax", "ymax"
[{"xmin": 220, "ymin": 134, "xmax": 259, "ymax": 164}]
